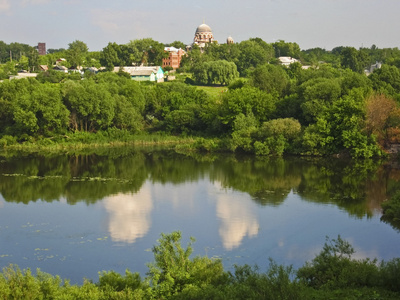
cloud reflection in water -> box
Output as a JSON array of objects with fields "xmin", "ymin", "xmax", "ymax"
[
  {"xmin": 215, "ymin": 185, "xmax": 259, "ymax": 250},
  {"xmin": 103, "ymin": 187, "xmax": 153, "ymax": 244}
]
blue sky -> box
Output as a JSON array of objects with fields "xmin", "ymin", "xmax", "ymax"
[{"xmin": 0, "ymin": 0, "xmax": 398, "ymax": 51}]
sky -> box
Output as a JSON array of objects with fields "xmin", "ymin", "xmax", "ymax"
[{"xmin": 0, "ymin": 0, "xmax": 399, "ymax": 52}]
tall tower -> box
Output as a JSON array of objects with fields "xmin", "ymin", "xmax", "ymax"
[{"xmin": 37, "ymin": 43, "xmax": 46, "ymax": 55}]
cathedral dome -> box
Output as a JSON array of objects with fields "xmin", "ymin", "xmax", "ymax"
[
  {"xmin": 193, "ymin": 23, "xmax": 214, "ymax": 46},
  {"xmin": 196, "ymin": 23, "xmax": 212, "ymax": 33}
]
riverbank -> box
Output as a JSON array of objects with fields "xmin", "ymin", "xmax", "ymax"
[
  {"xmin": 0, "ymin": 131, "xmax": 198, "ymax": 153},
  {"xmin": 1, "ymin": 233, "xmax": 399, "ymax": 299}
]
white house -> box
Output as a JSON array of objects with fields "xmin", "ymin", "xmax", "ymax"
[
  {"xmin": 114, "ymin": 66, "xmax": 164, "ymax": 82},
  {"xmin": 278, "ymin": 56, "xmax": 300, "ymax": 66}
]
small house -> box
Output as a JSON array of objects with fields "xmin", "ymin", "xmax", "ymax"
[
  {"xmin": 278, "ymin": 56, "xmax": 300, "ymax": 66},
  {"xmin": 114, "ymin": 66, "xmax": 164, "ymax": 82}
]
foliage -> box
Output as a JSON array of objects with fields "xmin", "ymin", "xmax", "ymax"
[
  {"xmin": 302, "ymin": 89, "xmax": 381, "ymax": 158},
  {"xmin": 236, "ymin": 39, "xmax": 274, "ymax": 76},
  {"xmin": 62, "ymin": 79, "xmax": 115, "ymax": 131},
  {"xmin": 297, "ymin": 236, "xmax": 379, "ymax": 289},
  {"xmin": 250, "ymin": 64, "xmax": 289, "ymax": 97},
  {"xmin": 339, "ymin": 47, "xmax": 370, "ymax": 73},
  {"xmin": 2, "ymin": 38, "xmax": 400, "ymax": 158},
  {"xmin": 146, "ymin": 231, "xmax": 226, "ymax": 298},
  {"xmin": 230, "ymin": 112, "xmax": 258, "ymax": 152},
  {"xmin": 273, "ymin": 40, "xmax": 301, "ymax": 58},
  {"xmin": 0, "ymin": 233, "xmax": 399, "ymax": 299},
  {"xmin": 381, "ymin": 191, "xmax": 400, "ymax": 231},
  {"xmin": 219, "ymin": 86, "xmax": 277, "ymax": 129},
  {"xmin": 366, "ymin": 93, "xmax": 400, "ymax": 147},
  {"xmin": 100, "ymin": 42, "xmax": 132, "ymax": 70},
  {"xmin": 369, "ymin": 64, "xmax": 400, "ymax": 99},
  {"xmin": 66, "ymin": 40, "xmax": 89, "ymax": 68},
  {"xmin": 126, "ymin": 38, "xmax": 166, "ymax": 66},
  {"xmin": 256, "ymin": 118, "xmax": 302, "ymax": 155},
  {"xmin": 193, "ymin": 60, "xmax": 239, "ymax": 85}
]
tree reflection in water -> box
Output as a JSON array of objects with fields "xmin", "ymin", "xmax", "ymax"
[{"xmin": 0, "ymin": 149, "xmax": 398, "ymax": 229}]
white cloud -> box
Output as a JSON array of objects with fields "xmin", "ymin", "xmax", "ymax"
[
  {"xmin": 0, "ymin": 0, "xmax": 10, "ymax": 13},
  {"xmin": 21, "ymin": 0, "xmax": 51, "ymax": 5}
]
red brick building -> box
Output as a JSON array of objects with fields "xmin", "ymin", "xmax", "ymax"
[
  {"xmin": 162, "ymin": 47, "xmax": 185, "ymax": 70},
  {"xmin": 37, "ymin": 42, "xmax": 46, "ymax": 55}
]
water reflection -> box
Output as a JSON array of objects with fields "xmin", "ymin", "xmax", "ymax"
[
  {"xmin": 1, "ymin": 150, "xmax": 400, "ymax": 284},
  {"xmin": 103, "ymin": 187, "xmax": 153, "ymax": 244},
  {"xmin": 215, "ymin": 185, "xmax": 259, "ymax": 250},
  {"xmin": 0, "ymin": 150, "xmax": 399, "ymax": 233}
]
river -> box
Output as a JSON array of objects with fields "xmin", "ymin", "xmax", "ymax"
[{"xmin": 0, "ymin": 148, "xmax": 399, "ymax": 284}]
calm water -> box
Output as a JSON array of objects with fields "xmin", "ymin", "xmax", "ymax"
[{"xmin": 0, "ymin": 149, "xmax": 399, "ymax": 284}]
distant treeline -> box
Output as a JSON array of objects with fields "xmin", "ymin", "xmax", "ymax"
[{"xmin": 2, "ymin": 38, "xmax": 400, "ymax": 75}]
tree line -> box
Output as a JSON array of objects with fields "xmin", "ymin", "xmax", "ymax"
[
  {"xmin": 1, "ymin": 62, "xmax": 400, "ymax": 158},
  {"xmin": 2, "ymin": 38, "xmax": 400, "ymax": 76},
  {"xmin": 1, "ymin": 37, "xmax": 400, "ymax": 157}
]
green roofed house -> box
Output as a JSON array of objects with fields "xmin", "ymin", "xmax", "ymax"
[{"xmin": 114, "ymin": 66, "xmax": 164, "ymax": 82}]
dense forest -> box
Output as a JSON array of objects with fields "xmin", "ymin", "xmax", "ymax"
[{"xmin": 1, "ymin": 39, "xmax": 400, "ymax": 158}]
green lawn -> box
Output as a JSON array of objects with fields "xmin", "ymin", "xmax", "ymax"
[{"xmin": 195, "ymin": 85, "xmax": 227, "ymax": 99}]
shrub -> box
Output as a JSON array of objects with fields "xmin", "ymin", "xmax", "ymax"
[
  {"xmin": 0, "ymin": 135, "xmax": 17, "ymax": 147},
  {"xmin": 379, "ymin": 258, "xmax": 400, "ymax": 292},
  {"xmin": 297, "ymin": 236, "xmax": 379, "ymax": 289},
  {"xmin": 146, "ymin": 231, "xmax": 226, "ymax": 298}
]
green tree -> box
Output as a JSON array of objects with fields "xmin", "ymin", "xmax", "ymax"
[
  {"xmin": 100, "ymin": 42, "xmax": 133, "ymax": 70},
  {"xmin": 219, "ymin": 86, "xmax": 277, "ymax": 130},
  {"xmin": 299, "ymin": 77, "xmax": 342, "ymax": 124},
  {"xmin": 169, "ymin": 41, "xmax": 186, "ymax": 49},
  {"xmin": 66, "ymin": 40, "xmax": 88, "ymax": 68},
  {"xmin": 273, "ymin": 40, "xmax": 301, "ymax": 58},
  {"xmin": 62, "ymin": 79, "xmax": 115, "ymax": 131},
  {"xmin": 180, "ymin": 44, "xmax": 208, "ymax": 71},
  {"xmin": 147, "ymin": 231, "xmax": 226, "ymax": 299},
  {"xmin": 10, "ymin": 81, "xmax": 69, "ymax": 136},
  {"xmin": 230, "ymin": 112, "xmax": 258, "ymax": 152},
  {"xmin": 302, "ymin": 89, "xmax": 380, "ymax": 158},
  {"xmin": 236, "ymin": 39, "xmax": 274, "ymax": 76},
  {"xmin": 250, "ymin": 64, "xmax": 289, "ymax": 97},
  {"xmin": 369, "ymin": 64, "xmax": 400, "ymax": 98},
  {"xmin": 254, "ymin": 118, "xmax": 301, "ymax": 156},
  {"xmin": 297, "ymin": 236, "xmax": 379, "ymax": 289},
  {"xmin": 127, "ymin": 38, "xmax": 166, "ymax": 66},
  {"xmin": 17, "ymin": 55, "xmax": 29, "ymax": 71},
  {"xmin": 193, "ymin": 60, "xmax": 239, "ymax": 85},
  {"xmin": 340, "ymin": 47, "xmax": 370, "ymax": 73}
]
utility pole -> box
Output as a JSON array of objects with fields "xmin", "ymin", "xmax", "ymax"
[{"xmin": 10, "ymin": 50, "xmax": 12, "ymax": 61}]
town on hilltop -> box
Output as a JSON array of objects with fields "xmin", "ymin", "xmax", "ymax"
[{"xmin": 0, "ymin": 21, "xmax": 390, "ymax": 82}]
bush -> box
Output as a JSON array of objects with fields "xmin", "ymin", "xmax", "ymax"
[
  {"xmin": 146, "ymin": 231, "xmax": 227, "ymax": 298},
  {"xmin": 297, "ymin": 236, "xmax": 379, "ymax": 289},
  {"xmin": 97, "ymin": 269, "xmax": 143, "ymax": 292},
  {"xmin": 254, "ymin": 141, "xmax": 270, "ymax": 156},
  {"xmin": 0, "ymin": 135, "xmax": 17, "ymax": 148},
  {"xmin": 379, "ymin": 258, "xmax": 400, "ymax": 292},
  {"xmin": 0, "ymin": 234, "xmax": 399, "ymax": 298}
]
